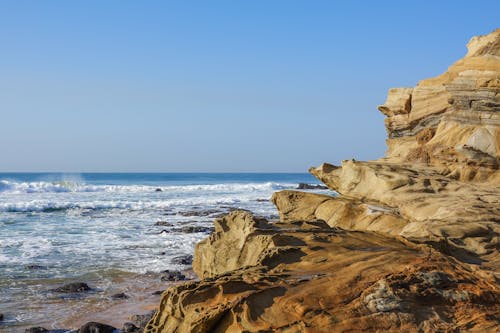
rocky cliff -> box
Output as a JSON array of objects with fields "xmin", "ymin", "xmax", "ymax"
[
  {"xmin": 145, "ymin": 30, "xmax": 500, "ymax": 333},
  {"xmin": 379, "ymin": 28, "xmax": 499, "ymax": 183}
]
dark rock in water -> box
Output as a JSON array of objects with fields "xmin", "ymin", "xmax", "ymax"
[
  {"xmin": 255, "ymin": 198, "xmax": 269, "ymax": 202},
  {"xmin": 178, "ymin": 226, "xmax": 213, "ymax": 234},
  {"xmin": 152, "ymin": 290, "xmax": 164, "ymax": 295},
  {"xmin": 51, "ymin": 282, "xmax": 91, "ymax": 293},
  {"xmin": 155, "ymin": 188, "xmax": 162, "ymax": 192},
  {"xmin": 160, "ymin": 270, "xmax": 186, "ymax": 282},
  {"xmin": 158, "ymin": 251, "xmax": 167, "ymax": 255},
  {"xmin": 111, "ymin": 292, "xmax": 129, "ymax": 300},
  {"xmin": 122, "ymin": 322, "xmax": 140, "ymax": 333},
  {"xmin": 0, "ymin": 313, "xmax": 3, "ymax": 321},
  {"xmin": 25, "ymin": 264, "xmax": 47, "ymax": 270},
  {"xmin": 297, "ymin": 183, "xmax": 328, "ymax": 190},
  {"xmin": 131, "ymin": 310, "xmax": 156, "ymax": 330},
  {"xmin": 171, "ymin": 254, "xmax": 193, "ymax": 265},
  {"xmin": 78, "ymin": 322, "xmax": 116, "ymax": 333},
  {"xmin": 25, "ymin": 328, "xmax": 48, "ymax": 333},
  {"xmin": 178, "ymin": 209, "xmax": 221, "ymax": 217},
  {"xmin": 154, "ymin": 220, "xmax": 173, "ymax": 227}
]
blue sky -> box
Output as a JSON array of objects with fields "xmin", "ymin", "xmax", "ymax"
[{"xmin": 0, "ymin": 1, "xmax": 498, "ymax": 172}]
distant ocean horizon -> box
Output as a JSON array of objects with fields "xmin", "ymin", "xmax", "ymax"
[{"xmin": 0, "ymin": 172, "xmax": 330, "ymax": 330}]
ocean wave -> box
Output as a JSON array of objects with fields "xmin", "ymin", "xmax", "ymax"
[
  {"xmin": 0, "ymin": 196, "xmax": 272, "ymax": 213},
  {"xmin": 0, "ymin": 180, "xmax": 293, "ymax": 194}
]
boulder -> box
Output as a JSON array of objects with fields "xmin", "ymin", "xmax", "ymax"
[
  {"xmin": 78, "ymin": 322, "xmax": 116, "ymax": 333},
  {"xmin": 50, "ymin": 282, "xmax": 91, "ymax": 293},
  {"xmin": 25, "ymin": 328, "xmax": 48, "ymax": 333},
  {"xmin": 171, "ymin": 254, "xmax": 193, "ymax": 266},
  {"xmin": 160, "ymin": 270, "xmax": 186, "ymax": 282}
]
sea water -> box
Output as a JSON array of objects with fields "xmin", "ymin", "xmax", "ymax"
[{"xmin": 0, "ymin": 173, "xmax": 327, "ymax": 330}]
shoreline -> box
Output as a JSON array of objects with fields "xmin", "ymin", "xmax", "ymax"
[{"xmin": 1, "ymin": 269, "xmax": 196, "ymax": 332}]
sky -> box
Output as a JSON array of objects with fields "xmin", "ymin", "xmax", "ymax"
[{"xmin": 0, "ymin": 1, "xmax": 498, "ymax": 172}]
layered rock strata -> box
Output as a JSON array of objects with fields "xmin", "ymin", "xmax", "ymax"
[
  {"xmin": 146, "ymin": 211, "xmax": 499, "ymax": 332},
  {"xmin": 379, "ymin": 29, "xmax": 499, "ymax": 183},
  {"xmin": 145, "ymin": 29, "xmax": 500, "ymax": 333}
]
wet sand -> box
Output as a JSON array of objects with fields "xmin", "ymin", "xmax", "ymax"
[{"xmin": 1, "ymin": 269, "xmax": 195, "ymax": 332}]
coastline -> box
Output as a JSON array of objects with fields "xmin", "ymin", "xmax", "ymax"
[
  {"xmin": 2, "ymin": 269, "xmax": 196, "ymax": 332},
  {"xmin": 2, "ymin": 29, "xmax": 499, "ymax": 333},
  {"xmin": 143, "ymin": 29, "xmax": 500, "ymax": 332}
]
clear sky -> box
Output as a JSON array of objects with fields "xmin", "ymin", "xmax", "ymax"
[{"xmin": 0, "ymin": 1, "xmax": 498, "ymax": 172}]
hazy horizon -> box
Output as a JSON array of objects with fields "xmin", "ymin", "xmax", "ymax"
[{"xmin": 1, "ymin": 1, "xmax": 499, "ymax": 172}]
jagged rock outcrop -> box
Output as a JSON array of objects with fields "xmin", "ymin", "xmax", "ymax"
[
  {"xmin": 146, "ymin": 211, "xmax": 499, "ymax": 333},
  {"xmin": 379, "ymin": 28, "xmax": 499, "ymax": 183},
  {"xmin": 145, "ymin": 30, "xmax": 500, "ymax": 333},
  {"xmin": 193, "ymin": 210, "xmax": 299, "ymax": 278},
  {"xmin": 309, "ymin": 161, "xmax": 500, "ymax": 271},
  {"xmin": 271, "ymin": 190, "xmax": 408, "ymax": 236}
]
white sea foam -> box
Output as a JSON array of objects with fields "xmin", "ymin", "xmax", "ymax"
[
  {"xmin": 0, "ymin": 180, "xmax": 291, "ymax": 194},
  {"xmin": 0, "ymin": 196, "xmax": 271, "ymax": 213}
]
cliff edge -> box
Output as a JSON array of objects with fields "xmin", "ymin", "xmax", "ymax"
[{"xmin": 145, "ymin": 30, "xmax": 500, "ymax": 333}]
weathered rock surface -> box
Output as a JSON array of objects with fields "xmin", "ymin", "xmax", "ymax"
[
  {"xmin": 271, "ymin": 190, "xmax": 408, "ymax": 236},
  {"xmin": 146, "ymin": 212, "xmax": 499, "ymax": 333},
  {"xmin": 145, "ymin": 30, "xmax": 500, "ymax": 333},
  {"xmin": 309, "ymin": 161, "xmax": 500, "ymax": 271},
  {"xmin": 379, "ymin": 29, "xmax": 499, "ymax": 183}
]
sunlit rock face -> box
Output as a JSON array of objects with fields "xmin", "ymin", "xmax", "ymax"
[
  {"xmin": 378, "ymin": 29, "xmax": 499, "ymax": 184},
  {"xmin": 145, "ymin": 30, "xmax": 500, "ymax": 333}
]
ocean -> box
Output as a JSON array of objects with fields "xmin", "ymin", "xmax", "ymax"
[{"xmin": 0, "ymin": 172, "xmax": 328, "ymax": 331}]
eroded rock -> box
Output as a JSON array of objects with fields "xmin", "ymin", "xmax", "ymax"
[
  {"xmin": 145, "ymin": 30, "xmax": 500, "ymax": 333},
  {"xmin": 310, "ymin": 160, "xmax": 500, "ymax": 270},
  {"xmin": 378, "ymin": 29, "xmax": 500, "ymax": 183},
  {"xmin": 146, "ymin": 212, "xmax": 499, "ymax": 333}
]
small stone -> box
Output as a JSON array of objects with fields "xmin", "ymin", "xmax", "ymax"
[
  {"xmin": 160, "ymin": 270, "xmax": 186, "ymax": 282},
  {"xmin": 131, "ymin": 310, "xmax": 156, "ymax": 329},
  {"xmin": 178, "ymin": 209, "xmax": 220, "ymax": 217},
  {"xmin": 25, "ymin": 328, "xmax": 48, "ymax": 333},
  {"xmin": 154, "ymin": 221, "xmax": 173, "ymax": 226},
  {"xmin": 0, "ymin": 313, "xmax": 3, "ymax": 321},
  {"xmin": 50, "ymin": 282, "xmax": 91, "ymax": 293},
  {"xmin": 25, "ymin": 264, "xmax": 47, "ymax": 270},
  {"xmin": 111, "ymin": 292, "xmax": 129, "ymax": 300},
  {"xmin": 155, "ymin": 188, "xmax": 162, "ymax": 192},
  {"xmin": 78, "ymin": 322, "xmax": 116, "ymax": 333},
  {"xmin": 171, "ymin": 255, "xmax": 193, "ymax": 266},
  {"xmin": 122, "ymin": 322, "xmax": 140, "ymax": 332},
  {"xmin": 179, "ymin": 226, "xmax": 213, "ymax": 233}
]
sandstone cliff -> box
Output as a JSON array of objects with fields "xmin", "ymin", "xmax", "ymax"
[
  {"xmin": 378, "ymin": 28, "xmax": 499, "ymax": 183},
  {"xmin": 145, "ymin": 30, "xmax": 500, "ymax": 333}
]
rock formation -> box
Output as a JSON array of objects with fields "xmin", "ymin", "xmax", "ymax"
[
  {"xmin": 379, "ymin": 28, "xmax": 499, "ymax": 183},
  {"xmin": 145, "ymin": 29, "xmax": 500, "ymax": 333}
]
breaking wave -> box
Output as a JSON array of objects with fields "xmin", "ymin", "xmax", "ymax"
[{"xmin": 0, "ymin": 180, "xmax": 292, "ymax": 194}]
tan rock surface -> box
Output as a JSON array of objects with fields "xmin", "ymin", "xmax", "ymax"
[
  {"xmin": 271, "ymin": 190, "xmax": 408, "ymax": 236},
  {"xmin": 145, "ymin": 30, "xmax": 500, "ymax": 333},
  {"xmin": 310, "ymin": 160, "xmax": 499, "ymax": 271},
  {"xmin": 378, "ymin": 29, "xmax": 500, "ymax": 183},
  {"xmin": 146, "ymin": 212, "xmax": 499, "ymax": 333}
]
